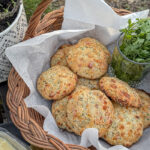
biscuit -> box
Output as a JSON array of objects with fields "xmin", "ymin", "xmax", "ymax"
[
  {"xmin": 52, "ymin": 96, "xmax": 72, "ymax": 131},
  {"xmin": 136, "ymin": 90, "xmax": 150, "ymax": 128},
  {"xmin": 67, "ymin": 87, "xmax": 114, "ymax": 136},
  {"xmin": 77, "ymin": 77, "xmax": 99, "ymax": 90},
  {"xmin": 52, "ymin": 97, "xmax": 68, "ymax": 129},
  {"xmin": 37, "ymin": 65, "xmax": 77, "ymax": 100},
  {"xmin": 99, "ymin": 77, "xmax": 141, "ymax": 107},
  {"xmin": 103, "ymin": 102, "xmax": 143, "ymax": 147},
  {"xmin": 50, "ymin": 48, "xmax": 68, "ymax": 67},
  {"xmin": 50, "ymin": 44, "xmax": 71, "ymax": 67},
  {"xmin": 73, "ymin": 85, "xmax": 90, "ymax": 92},
  {"xmin": 59, "ymin": 44, "xmax": 71, "ymax": 49},
  {"xmin": 79, "ymin": 37, "xmax": 111, "ymax": 64},
  {"xmin": 52, "ymin": 86, "xmax": 89, "ymax": 131},
  {"xmin": 66, "ymin": 38, "xmax": 109, "ymax": 79}
]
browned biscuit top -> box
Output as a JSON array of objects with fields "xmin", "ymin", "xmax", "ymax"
[
  {"xmin": 52, "ymin": 96, "xmax": 72, "ymax": 131},
  {"xmin": 99, "ymin": 77, "xmax": 141, "ymax": 107},
  {"xmin": 37, "ymin": 65, "xmax": 77, "ymax": 100},
  {"xmin": 67, "ymin": 86, "xmax": 114, "ymax": 136},
  {"xmin": 136, "ymin": 90, "xmax": 150, "ymax": 129},
  {"xmin": 103, "ymin": 102, "xmax": 143, "ymax": 147},
  {"xmin": 77, "ymin": 77, "xmax": 99, "ymax": 90},
  {"xmin": 79, "ymin": 37, "xmax": 111, "ymax": 64},
  {"xmin": 66, "ymin": 37, "xmax": 109, "ymax": 79},
  {"xmin": 50, "ymin": 44, "xmax": 71, "ymax": 67}
]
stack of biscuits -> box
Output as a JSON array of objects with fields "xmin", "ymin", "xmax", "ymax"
[{"xmin": 37, "ymin": 37, "xmax": 150, "ymax": 147}]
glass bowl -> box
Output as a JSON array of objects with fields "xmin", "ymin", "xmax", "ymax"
[{"xmin": 111, "ymin": 34, "xmax": 150, "ymax": 86}]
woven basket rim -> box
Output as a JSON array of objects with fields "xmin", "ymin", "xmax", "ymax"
[{"xmin": 6, "ymin": 0, "xmax": 132, "ymax": 149}]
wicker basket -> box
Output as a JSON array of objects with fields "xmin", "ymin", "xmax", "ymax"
[{"xmin": 6, "ymin": 0, "xmax": 131, "ymax": 149}]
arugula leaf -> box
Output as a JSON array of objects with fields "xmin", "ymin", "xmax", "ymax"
[{"xmin": 120, "ymin": 18, "xmax": 150, "ymax": 63}]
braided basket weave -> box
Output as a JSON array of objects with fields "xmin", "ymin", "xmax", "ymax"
[{"xmin": 6, "ymin": 0, "xmax": 131, "ymax": 149}]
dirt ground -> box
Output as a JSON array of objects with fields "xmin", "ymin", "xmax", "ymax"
[
  {"xmin": 24, "ymin": 0, "xmax": 150, "ymax": 21},
  {"xmin": 105, "ymin": 0, "xmax": 150, "ymax": 13},
  {"xmin": 51, "ymin": 0, "xmax": 150, "ymax": 15},
  {"xmin": 0, "ymin": 0, "xmax": 19, "ymax": 32}
]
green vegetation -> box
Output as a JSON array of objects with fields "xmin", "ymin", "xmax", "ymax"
[
  {"xmin": 111, "ymin": 47, "xmax": 146, "ymax": 83},
  {"xmin": 23, "ymin": 0, "xmax": 65, "ymax": 21},
  {"xmin": 120, "ymin": 18, "xmax": 150, "ymax": 63},
  {"xmin": 0, "ymin": 0, "xmax": 20, "ymax": 20},
  {"xmin": 23, "ymin": 0, "xmax": 51, "ymax": 21},
  {"xmin": 111, "ymin": 18, "xmax": 150, "ymax": 83}
]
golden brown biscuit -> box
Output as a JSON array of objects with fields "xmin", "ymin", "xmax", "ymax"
[
  {"xmin": 103, "ymin": 73, "xmax": 110, "ymax": 77},
  {"xmin": 67, "ymin": 86, "xmax": 114, "ymax": 136},
  {"xmin": 77, "ymin": 77, "xmax": 99, "ymax": 90},
  {"xmin": 79, "ymin": 37, "xmax": 111, "ymax": 64},
  {"xmin": 37, "ymin": 65, "xmax": 77, "ymax": 100},
  {"xmin": 59, "ymin": 44, "xmax": 71, "ymax": 49},
  {"xmin": 50, "ymin": 44, "xmax": 71, "ymax": 67},
  {"xmin": 103, "ymin": 102, "xmax": 143, "ymax": 147},
  {"xmin": 136, "ymin": 90, "xmax": 150, "ymax": 128},
  {"xmin": 52, "ymin": 96, "xmax": 72, "ymax": 131},
  {"xmin": 99, "ymin": 77, "xmax": 141, "ymax": 107},
  {"xmin": 51, "ymin": 85, "xmax": 89, "ymax": 131},
  {"xmin": 66, "ymin": 37, "xmax": 109, "ymax": 79},
  {"xmin": 50, "ymin": 48, "xmax": 68, "ymax": 67},
  {"xmin": 73, "ymin": 85, "xmax": 90, "ymax": 92},
  {"xmin": 52, "ymin": 97, "xmax": 68, "ymax": 129}
]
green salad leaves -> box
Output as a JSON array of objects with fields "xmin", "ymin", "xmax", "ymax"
[{"xmin": 120, "ymin": 18, "xmax": 150, "ymax": 63}]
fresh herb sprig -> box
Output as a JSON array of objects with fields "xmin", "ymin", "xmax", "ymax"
[{"xmin": 120, "ymin": 18, "xmax": 150, "ymax": 63}]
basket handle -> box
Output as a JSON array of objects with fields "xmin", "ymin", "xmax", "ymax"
[{"xmin": 24, "ymin": 0, "xmax": 52, "ymax": 40}]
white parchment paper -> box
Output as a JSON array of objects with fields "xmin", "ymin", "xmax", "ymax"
[{"xmin": 5, "ymin": 0, "xmax": 150, "ymax": 149}]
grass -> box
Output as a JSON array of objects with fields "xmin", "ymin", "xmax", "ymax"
[
  {"xmin": 23, "ymin": 0, "xmax": 65, "ymax": 22},
  {"xmin": 23, "ymin": 0, "xmax": 40, "ymax": 21},
  {"xmin": 23, "ymin": 0, "xmax": 53, "ymax": 21}
]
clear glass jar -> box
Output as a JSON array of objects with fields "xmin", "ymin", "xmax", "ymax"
[{"xmin": 111, "ymin": 34, "xmax": 150, "ymax": 85}]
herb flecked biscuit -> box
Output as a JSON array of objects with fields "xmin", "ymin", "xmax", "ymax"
[
  {"xmin": 59, "ymin": 44, "xmax": 71, "ymax": 49},
  {"xmin": 37, "ymin": 65, "xmax": 77, "ymax": 100},
  {"xmin": 66, "ymin": 37, "xmax": 109, "ymax": 79},
  {"xmin": 73, "ymin": 85, "xmax": 90, "ymax": 92},
  {"xmin": 52, "ymin": 85, "xmax": 90, "ymax": 131},
  {"xmin": 67, "ymin": 87, "xmax": 114, "ymax": 136},
  {"xmin": 99, "ymin": 77, "xmax": 141, "ymax": 107},
  {"xmin": 103, "ymin": 102, "xmax": 143, "ymax": 147},
  {"xmin": 52, "ymin": 96, "xmax": 72, "ymax": 131},
  {"xmin": 77, "ymin": 77, "xmax": 99, "ymax": 90},
  {"xmin": 136, "ymin": 90, "xmax": 150, "ymax": 129},
  {"xmin": 50, "ymin": 44, "xmax": 71, "ymax": 67},
  {"xmin": 79, "ymin": 37, "xmax": 111, "ymax": 64}
]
